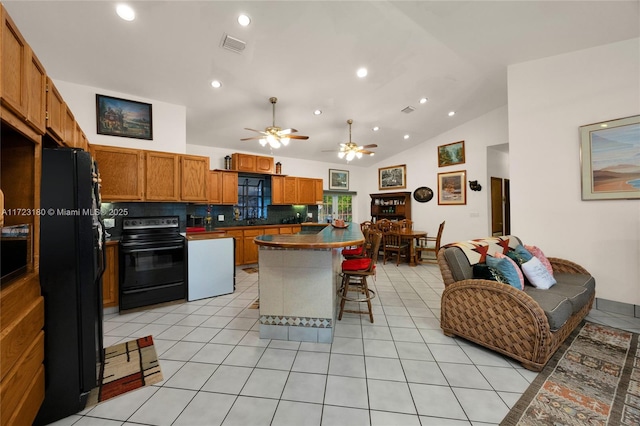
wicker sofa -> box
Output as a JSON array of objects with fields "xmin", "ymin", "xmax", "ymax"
[{"xmin": 437, "ymin": 236, "xmax": 595, "ymax": 371}]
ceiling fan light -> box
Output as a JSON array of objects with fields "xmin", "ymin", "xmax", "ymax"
[
  {"xmin": 356, "ymin": 152, "xmax": 363, "ymax": 159},
  {"xmin": 259, "ymin": 139, "xmax": 267, "ymax": 146},
  {"xmin": 338, "ymin": 151, "xmax": 346, "ymax": 159},
  {"xmin": 280, "ymin": 137, "xmax": 290, "ymax": 146},
  {"xmin": 346, "ymin": 151, "xmax": 356, "ymax": 162}
]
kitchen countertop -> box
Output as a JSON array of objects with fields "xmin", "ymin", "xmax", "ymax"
[
  {"xmin": 214, "ymin": 222, "xmax": 322, "ymax": 231},
  {"xmin": 254, "ymin": 222, "xmax": 363, "ymax": 249},
  {"xmin": 185, "ymin": 232, "xmax": 232, "ymax": 241}
]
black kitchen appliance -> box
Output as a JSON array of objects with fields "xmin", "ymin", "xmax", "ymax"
[
  {"xmin": 35, "ymin": 148, "xmax": 105, "ymax": 425},
  {"xmin": 119, "ymin": 216, "xmax": 186, "ymax": 311}
]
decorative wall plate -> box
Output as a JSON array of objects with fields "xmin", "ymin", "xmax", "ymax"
[{"xmin": 413, "ymin": 186, "xmax": 433, "ymax": 203}]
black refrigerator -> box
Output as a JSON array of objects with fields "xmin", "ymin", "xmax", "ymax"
[{"xmin": 35, "ymin": 148, "xmax": 105, "ymax": 425}]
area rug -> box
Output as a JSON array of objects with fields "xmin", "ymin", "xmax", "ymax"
[
  {"xmin": 85, "ymin": 336, "xmax": 163, "ymax": 408},
  {"xmin": 501, "ymin": 321, "xmax": 639, "ymax": 426},
  {"xmin": 249, "ymin": 299, "xmax": 260, "ymax": 309},
  {"xmin": 242, "ymin": 267, "xmax": 259, "ymax": 274}
]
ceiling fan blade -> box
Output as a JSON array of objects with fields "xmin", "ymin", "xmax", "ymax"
[
  {"xmin": 240, "ymin": 137, "xmax": 263, "ymax": 141},
  {"xmin": 279, "ymin": 128, "xmax": 298, "ymax": 135},
  {"xmin": 359, "ymin": 150, "xmax": 375, "ymax": 155},
  {"xmin": 287, "ymin": 134, "xmax": 309, "ymax": 140},
  {"xmin": 244, "ymin": 127, "xmax": 267, "ymax": 134},
  {"xmin": 362, "ymin": 144, "xmax": 378, "ymax": 149}
]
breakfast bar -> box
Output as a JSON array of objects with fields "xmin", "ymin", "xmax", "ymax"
[{"xmin": 254, "ymin": 223, "xmax": 364, "ymax": 343}]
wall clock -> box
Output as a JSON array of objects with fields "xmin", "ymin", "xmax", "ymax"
[{"xmin": 413, "ymin": 186, "xmax": 433, "ymax": 203}]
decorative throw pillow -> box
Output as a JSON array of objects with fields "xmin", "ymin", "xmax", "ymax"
[
  {"xmin": 472, "ymin": 263, "xmax": 508, "ymax": 283},
  {"xmin": 525, "ymin": 245, "xmax": 554, "ymax": 275},
  {"xmin": 506, "ymin": 244, "xmax": 533, "ymax": 266},
  {"xmin": 486, "ymin": 255, "xmax": 524, "ymax": 290},
  {"xmin": 521, "ymin": 256, "xmax": 557, "ymax": 289}
]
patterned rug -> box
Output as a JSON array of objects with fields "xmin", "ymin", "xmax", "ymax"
[
  {"xmin": 242, "ymin": 267, "xmax": 259, "ymax": 274},
  {"xmin": 85, "ymin": 336, "xmax": 163, "ymax": 408},
  {"xmin": 501, "ymin": 321, "xmax": 639, "ymax": 425}
]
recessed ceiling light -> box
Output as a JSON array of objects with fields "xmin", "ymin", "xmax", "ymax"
[
  {"xmin": 116, "ymin": 4, "xmax": 135, "ymax": 21},
  {"xmin": 403, "ymin": 134, "xmax": 410, "ymax": 140},
  {"xmin": 210, "ymin": 80, "xmax": 222, "ymax": 88},
  {"xmin": 313, "ymin": 109, "xmax": 322, "ymax": 115},
  {"xmin": 372, "ymin": 126, "xmax": 380, "ymax": 131},
  {"xmin": 419, "ymin": 97, "xmax": 428, "ymax": 104},
  {"xmin": 356, "ymin": 67, "xmax": 368, "ymax": 78},
  {"xmin": 448, "ymin": 111, "xmax": 456, "ymax": 117},
  {"xmin": 238, "ymin": 14, "xmax": 251, "ymax": 26}
]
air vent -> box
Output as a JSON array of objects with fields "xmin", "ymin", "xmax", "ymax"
[
  {"xmin": 221, "ymin": 34, "xmax": 246, "ymax": 53},
  {"xmin": 401, "ymin": 106, "xmax": 415, "ymax": 114}
]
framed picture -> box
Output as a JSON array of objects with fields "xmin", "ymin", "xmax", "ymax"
[
  {"xmin": 438, "ymin": 140, "xmax": 465, "ymax": 167},
  {"xmin": 329, "ymin": 169, "xmax": 349, "ymax": 190},
  {"xmin": 438, "ymin": 170, "xmax": 467, "ymax": 205},
  {"xmin": 96, "ymin": 94, "xmax": 153, "ymax": 140},
  {"xmin": 379, "ymin": 164, "xmax": 406, "ymax": 190},
  {"xmin": 580, "ymin": 115, "xmax": 640, "ymax": 200}
]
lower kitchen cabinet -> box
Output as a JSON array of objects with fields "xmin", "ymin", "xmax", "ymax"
[
  {"xmin": 225, "ymin": 230, "xmax": 243, "ymax": 266},
  {"xmin": 243, "ymin": 229, "xmax": 263, "ymax": 265},
  {"xmin": 103, "ymin": 241, "xmax": 118, "ymax": 309}
]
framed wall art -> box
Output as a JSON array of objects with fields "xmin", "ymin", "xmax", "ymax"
[
  {"xmin": 580, "ymin": 115, "xmax": 640, "ymax": 200},
  {"xmin": 438, "ymin": 170, "xmax": 467, "ymax": 205},
  {"xmin": 379, "ymin": 164, "xmax": 406, "ymax": 190},
  {"xmin": 329, "ymin": 169, "xmax": 349, "ymax": 190},
  {"xmin": 96, "ymin": 94, "xmax": 153, "ymax": 140},
  {"xmin": 438, "ymin": 140, "xmax": 465, "ymax": 167}
]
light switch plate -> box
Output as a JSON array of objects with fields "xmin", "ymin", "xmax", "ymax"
[
  {"xmin": 217, "ymin": 214, "xmax": 224, "ymax": 221},
  {"xmin": 104, "ymin": 218, "xmax": 115, "ymax": 228}
]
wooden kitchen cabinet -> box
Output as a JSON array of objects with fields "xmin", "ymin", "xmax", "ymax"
[
  {"xmin": 209, "ymin": 170, "xmax": 238, "ymax": 205},
  {"xmin": 91, "ymin": 145, "xmax": 144, "ymax": 201},
  {"xmin": 231, "ymin": 153, "xmax": 274, "ymax": 174},
  {"xmin": 102, "ymin": 241, "xmax": 118, "ymax": 309},
  {"xmin": 314, "ymin": 178, "xmax": 323, "ymax": 204},
  {"xmin": 1, "ymin": 7, "xmax": 47, "ymax": 138},
  {"xmin": 243, "ymin": 228, "xmax": 263, "ymax": 265},
  {"xmin": 271, "ymin": 175, "xmax": 284, "ymax": 204},
  {"xmin": 45, "ymin": 77, "xmax": 64, "ymax": 142},
  {"xmin": 272, "ymin": 175, "xmax": 298, "ymax": 205},
  {"xmin": 62, "ymin": 103, "xmax": 76, "ymax": 147},
  {"xmin": 297, "ymin": 177, "xmax": 316, "ymax": 205},
  {"xmin": 225, "ymin": 230, "xmax": 243, "ymax": 265},
  {"xmin": 146, "ymin": 151, "xmax": 179, "ymax": 201},
  {"xmin": 180, "ymin": 154, "xmax": 209, "ymax": 202}
]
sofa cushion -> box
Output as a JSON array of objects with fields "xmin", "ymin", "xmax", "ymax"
[
  {"xmin": 443, "ymin": 247, "xmax": 474, "ymax": 282},
  {"xmin": 554, "ymin": 272, "xmax": 596, "ymax": 293},
  {"xmin": 486, "ymin": 255, "xmax": 524, "ymax": 290},
  {"xmin": 523, "ymin": 287, "xmax": 574, "ymax": 331}
]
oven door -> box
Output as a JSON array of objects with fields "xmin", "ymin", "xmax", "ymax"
[{"xmin": 119, "ymin": 243, "xmax": 186, "ymax": 310}]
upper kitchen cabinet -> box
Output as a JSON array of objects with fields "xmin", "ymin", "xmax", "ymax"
[
  {"xmin": 209, "ymin": 170, "xmax": 238, "ymax": 205},
  {"xmin": 180, "ymin": 154, "xmax": 209, "ymax": 202},
  {"xmin": 62, "ymin": 104, "xmax": 76, "ymax": 147},
  {"xmin": 297, "ymin": 177, "xmax": 316, "ymax": 205},
  {"xmin": 0, "ymin": 6, "xmax": 46, "ymax": 140},
  {"xmin": 272, "ymin": 175, "xmax": 298, "ymax": 205},
  {"xmin": 44, "ymin": 77, "xmax": 64, "ymax": 142},
  {"xmin": 231, "ymin": 153, "xmax": 274, "ymax": 174},
  {"xmin": 91, "ymin": 145, "xmax": 144, "ymax": 201},
  {"xmin": 145, "ymin": 151, "xmax": 180, "ymax": 201},
  {"xmin": 314, "ymin": 178, "xmax": 323, "ymax": 204}
]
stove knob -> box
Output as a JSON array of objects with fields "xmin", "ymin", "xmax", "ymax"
[{"xmin": 172, "ymin": 219, "xmax": 178, "ymax": 224}]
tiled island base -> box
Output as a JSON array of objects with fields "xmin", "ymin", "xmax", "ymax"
[{"xmin": 258, "ymin": 247, "xmax": 342, "ymax": 343}]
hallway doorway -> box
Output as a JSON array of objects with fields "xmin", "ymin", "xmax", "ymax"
[{"xmin": 490, "ymin": 177, "xmax": 511, "ymax": 236}]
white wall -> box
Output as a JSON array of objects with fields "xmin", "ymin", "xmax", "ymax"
[
  {"xmin": 508, "ymin": 38, "xmax": 640, "ymax": 306},
  {"xmin": 357, "ymin": 106, "xmax": 509, "ymax": 244},
  {"xmin": 54, "ymin": 80, "xmax": 187, "ymax": 154}
]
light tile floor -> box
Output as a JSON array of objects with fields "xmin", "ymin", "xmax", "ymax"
[{"xmin": 50, "ymin": 262, "xmax": 640, "ymax": 426}]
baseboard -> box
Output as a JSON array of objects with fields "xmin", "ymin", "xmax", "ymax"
[{"xmin": 595, "ymin": 297, "xmax": 640, "ymax": 318}]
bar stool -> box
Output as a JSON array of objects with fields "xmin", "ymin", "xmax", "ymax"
[
  {"xmin": 341, "ymin": 228, "xmax": 371, "ymax": 259},
  {"xmin": 338, "ymin": 231, "xmax": 382, "ymax": 323}
]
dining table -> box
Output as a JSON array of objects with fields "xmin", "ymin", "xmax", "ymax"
[{"xmin": 390, "ymin": 229, "xmax": 427, "ymax": 266}]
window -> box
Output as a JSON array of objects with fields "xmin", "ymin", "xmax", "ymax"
[
  {"xmin": 237, "ymin": 177, "xmax": 269, "ymax": 220},
  {"xmin": 319, "ymin": 194, "xmax": 353, "ymax": 223}
]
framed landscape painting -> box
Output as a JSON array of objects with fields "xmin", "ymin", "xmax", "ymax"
[
  {"xmin": 438, "ymin": 140, "xmax": 465, "ymax": 167},
  {"xmin": 329, "ymin": 169, "xmax": 349, "ymax": 190},
  {"xmin": 379, "ymin": 165, "xmax": 406, "ymax": 190},
  {"xmin": 438, "ymin": 170, "xmax": 467, "ymax": 205},
  {"xmin": 580, "ymin": 115, "xmax": 640, "ymax": 200},
  {"xmin": 96, "ymin": 94, "xmax": 153, "ymax": 140}
]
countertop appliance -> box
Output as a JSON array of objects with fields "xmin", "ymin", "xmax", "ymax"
[
  {"xmin": 36, "ymin": 148, "xmax": 105, "ymax": 425},
  {"xmin": 186, "ymin": 233, "xmax": 235, "ymax": 301},
  {"xmin": 119, "ymin": 216, "xmax": 186, "ymax": 310}
]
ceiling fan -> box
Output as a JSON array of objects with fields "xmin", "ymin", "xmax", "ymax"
[
  {"xmin": 329, "ymin": 119, "xmax": 377, "ymax": 162},
  {"xmin": 241, "ymin": 97, "xmax": 309, "ymax": 149}
]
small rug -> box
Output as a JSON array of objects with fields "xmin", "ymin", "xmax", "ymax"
[
  {"xmin": 249, "ymin": 299, "xmax": 260, "ymax": 309},
  {"xmin": 85, "ymin": 336, "xmax": 163, "ymax": 408},
  {"xmin": 242, "ymin": 267, "xmax": 259, "ymax": 274},
  {"xmin": 501, "ymin": 321, "xmax": 639, "ymax": 426}
]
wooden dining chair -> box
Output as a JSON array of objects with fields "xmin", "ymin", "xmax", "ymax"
[
  {"xmin": 416, "ymin": 220, "xmax": 445, "ymax": 264},
  {"xmin": 383, "ymin": 222, "xmax": 409, "ymax": 265}
]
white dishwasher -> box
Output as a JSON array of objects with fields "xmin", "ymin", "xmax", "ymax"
[{"xmin": 186, "ymin": 233, "xmax": 235, "ymax": 301}]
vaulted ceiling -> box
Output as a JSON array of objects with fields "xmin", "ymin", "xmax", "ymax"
[{"xmin": 5, "ymin": 1, "xmax": 639, "ymax": 166}]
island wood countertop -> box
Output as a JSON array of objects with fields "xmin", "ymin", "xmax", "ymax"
[{"xmin": 254, "ymin": 222, "xmax": 363, "ymax": 249}]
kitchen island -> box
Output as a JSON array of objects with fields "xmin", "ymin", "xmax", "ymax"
[{"xmin": 254, "ymin": 223, "xmax": 364, "ymax": 343}]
